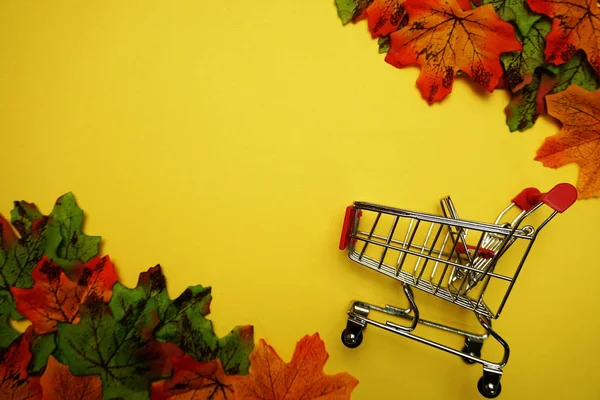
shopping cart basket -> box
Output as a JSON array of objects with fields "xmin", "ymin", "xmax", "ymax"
[{"xmin": 338, "ymin": 184, "xmax": 577, "ymax": 398}]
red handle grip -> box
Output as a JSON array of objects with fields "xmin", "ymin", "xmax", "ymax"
[{"xmin": 512, "ymin": 183, "xmax": 577, "ymax": 213}]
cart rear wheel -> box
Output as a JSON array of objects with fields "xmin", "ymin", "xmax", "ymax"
[
  {"xmin": 477, "ymin": 376, "xmax": 502, "ymax": 398},
  {"xmin": 341, "ymin": 329, "xmax": 363, "ymax": 349},
  {"xmin": 462, "ymin": 337, "xmax": 483, "ymax": 364}
]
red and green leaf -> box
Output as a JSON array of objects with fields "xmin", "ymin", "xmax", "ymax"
[
  {"xmin": 505, "ymin": 51, "xmax": 598, "ymax": 131},
  {"xmin": 385, "ymin": 0, "xmax": 522, "ymax": 104},
  {"xmin": 481, "ymin": 0, "xmax": 541, "ymax": 36},
  {"xmin": 151, "ymin": 357, "xmax": 236, "ymax": 400},
  {"xmin": 40, "ymin": 356, "xmax": 103, "ymax": 400},
  {"xmin": 0, "ymin": 335, "xmax": 42, "ymax": 399},
  {"xmin": 11, "ymin": 256, "xmax": 118, "ymax": 334},
  {"xmin": 536, "ymin": 85, "xmax": 600, "ymax": 198},
  {"xmin": 501, "ymin": 18, "xmax": 554, "ymax": 92},
  {"xmin": 232, "ymin": 334, "xmax": 359, "ymax": 400},
  {"xmin": 527, "ymin": 0, "xmax": 600, "ymax": 75}
]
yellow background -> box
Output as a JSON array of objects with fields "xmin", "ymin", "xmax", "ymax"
[{"xmin": 1, "ymin": 1, "xmax": 599, "ymax": 399}]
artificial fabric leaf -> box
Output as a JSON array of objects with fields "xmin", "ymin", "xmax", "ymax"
[
  {"xmin": 164, "ymin": 312, "xmax": 254, "ymax": 376},
  {"xmin": 116, "ymin": 266, "xmax": 254, "ymax": 375},
  {"xmin": 378, "ymin": 36, "xmax": 391, "ymax": 53},
  {"xmin": 504, "ymin": 51, "xmax": 599, "ymax": 132},
  {"xmin": 0, "ymin": 202, "xmax": 49, "ymax": 348},
  {"xmin": 0, "ymin": 335, "xmax": 42, "ymax": 399},
  {"xmin": 334, "ymin": 0, "xmax": 372, "ymax": 24},
  {"xmin": 151, "ymin": 357, "xmax": 235, "ymax": 400},
  {"xmin": 501, "ymin": 18, "xmax": 553, "ymax": 92},
  {"xmin": 40, "ymin": 356, "xmax": 102, "ymax": 400},
  {"xmin": 232, "ymin": 333, "xmax": 359, "ymax": 400},
  {"xmin": 385, "ymin": 0, "xmax": 522, "ymax": 104},
  {"xmin": 24, "ymin": 326, "xmax": 56, "ymax": 374},
  {"xmin": 45, "ymin": 192, "xmax": 101, "ymax": 270},
  {"xmin": 0, "ymin": 290, "xmax": 20, "ymax": 348},
  {"xmin": 527, "ymin": 0, "xmax": 600, "ymax": 75},
  {"xmin": 11, "ymin": 256, "xmax": 117, "ymax": 334},
  {"xmin": 506, "ymin": 71, "xmax": 545, "ymax": 131},
  {"xmin": 535, "ymin": 85, "xmax": 600, "ymax": 198},
  {"xmin": 481, "ymin": 0, "xmax": 541, "ymax": 36},
  {"xmin": 56, "ymin": 294, "xmax": 177, "ymax": 400},
  {"xmin": 364, "ymin": 0, "xmax": 408, "ymax": 37}
]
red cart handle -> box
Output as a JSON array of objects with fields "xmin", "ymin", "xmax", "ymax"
[
  {"xmin": 512, "ymin": 183, "xmax": 577, "ymax": 213},
  {"xmin": 339, "ymin": 206, "xmax": 357, "ymax": 250}
]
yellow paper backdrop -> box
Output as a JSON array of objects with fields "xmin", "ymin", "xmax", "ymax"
[{"xmin": 1, "ymin": 1, "xmax": 599, "ymax": 399}]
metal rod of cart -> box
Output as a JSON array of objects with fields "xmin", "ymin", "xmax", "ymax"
[{"xmin": 338, "ymin": 184, "xmax": 577, "ymax": 398}]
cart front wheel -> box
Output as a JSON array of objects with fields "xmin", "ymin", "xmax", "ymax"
[
  {"xmin": 477, "ymin": 376, "xmax": 502, "ymax": 398},
  {"xmin": 341, "ymin": 329, "xmax": 363, "ymax": 349}
]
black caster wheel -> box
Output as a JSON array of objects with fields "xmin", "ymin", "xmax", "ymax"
[
  {"xmin": 341, "ymin": 329, "xmax": 363, "ymax": 349},
  {"xmin": 477, "ymin": 376, "xmax": 502, "ymax": 398},
  {"xmin": 462, "ymin": 337, "xmax": 483, "ymax": 364}
]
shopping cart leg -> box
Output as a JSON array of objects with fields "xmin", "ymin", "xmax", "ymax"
[
  {"xmin": 341, "ymin": 302, "xmax": 369, "ymax": 349},
  {"xmin": 462, "ymin": 336, "xmax": 484, "ymax": 364}
]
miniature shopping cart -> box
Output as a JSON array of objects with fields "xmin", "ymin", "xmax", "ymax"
[{"xmin": 338, "ymin": 184, "xmax": 577, "ymax": 398}]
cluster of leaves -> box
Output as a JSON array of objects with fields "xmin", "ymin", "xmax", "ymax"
[
  {"xmin": 0, "ymin": 193, "xmax": 359, "ymax": 399},
  {"xmin": 335, "ymin": 0, "xmax": 600, "ymax": 198}
]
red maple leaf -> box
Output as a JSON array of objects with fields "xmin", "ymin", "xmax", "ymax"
[
  {"xmin": 385, "ymin": 0, "xmax": 522, "ymax": 103},
  {"xmin": 527, "ymin": 0, "xmax": 600, "ymax": 75},
  {"xmin": 11, "ymin": 256, "xmax": 118, "ymax": 334},
  {"xmin": 0, "ymin": 335, "xmax": 42, "ymax": 400},
  {"xmin": 40, "ymin": 356, "xmax": 103, "ymax": 400},
  {"xmin": 151, "ymin": 356, "xmax": 236, "ymax": 400},
  {"xmin": 232, "ymin": 334, "xmax": 358, "ymax": 400},
  {"xmin": 536, "ymin": 84, "xmax": 600, "ymax": 198}
]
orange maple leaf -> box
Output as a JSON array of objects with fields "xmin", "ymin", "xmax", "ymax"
[
  {"xmin": 536, "ymin": 84, "xmax": 600, "ymax": 199},
  {"xmin": 527, "ymin": 0, "xmax": 600, "ymax": 76},
  {"xmin": 385, "ymin": 0, "xmax": 522, "ymax": 103},
  {"xmin": 11, "ymin": 256, "xmax": 118, "ymax": 334},
  {"xmin": 151, "ymin": 356, "xmax": 235, "ymax": 400},
  {"xmin": 232, "ymin": 334, "xmax": 358, "ymax": 400},
  {"xmin": 40, "ymin": 356, "xmax": 102, "ymax": 400}
]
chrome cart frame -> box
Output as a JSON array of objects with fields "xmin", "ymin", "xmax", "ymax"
[{"xmin": 338, "ymin": 184, "xmax": 577, "ymax": 398}]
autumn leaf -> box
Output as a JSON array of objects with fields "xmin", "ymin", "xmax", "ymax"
[
  {"xmin": 385, "ymin": 0, "xmax": 522, "ymax": 104},
  {"xmin": 40, "ymin": 356, "xmax": 102, "ymax": 400},
  {"xmin": 232, "ymin": 334, "xmax": 358, "ymax": 400},
  {"xmin": 334, "ymin": 0, "xmax": 372, "ymax": 24},
  {"xmin": 115, "ymin": 266, "xmax": 254, "ymax": 375},
  {"xmin": 11, "ymin": 256, "xmax": 118, "ymax": 334},
  {"xmin": 151, "ymin": 357, "xmax": 235, "ymax": 400},
  {"xmin": 0, "ymin": 202, "xmax": 49, "ymax": 348},
  {"xmin": 536, "ymin": 85, "xmax": 600, "ymax": 198},
  {"xmin": 501, "ymin": 18, "xmax": 554, "ymax": 92},
  {"xmin": 0, "ymin": 334, "xmax": 42, "ymax": 399},
  {"xmin": 527, "ymin": 0, "xmax": 600, "ymax": 75},
  {"xmin": 55, "ymin": 293, "xmax": 177, "ymax": 400},
  {"xmin": 378, "ymin": 35, "xmax": 391, "ymax": 53},
  {"xmin": 481, "ymin": 0, "xmax": 541, "ymax": 36},
  {"xmin": 505, "ymin": 51, "xmax": 598, "ymax": 131},
  {"xmin": 45, "ymin": 192, "xmax": 101, "ymax": 271},
  {"xmin": 24, "ymin": 326, "xmax": 56, "ymax": 375}
]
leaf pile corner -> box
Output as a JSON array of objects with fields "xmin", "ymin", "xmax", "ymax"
[
  {"xmin": 334, "ymin": 0, "xmax": 600, "ymax": 198},
  {"xmin": 0, "ymin": 193, "xmax": 358, "ymax": 399}
]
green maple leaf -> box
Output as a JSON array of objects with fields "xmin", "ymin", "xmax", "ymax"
[
  {"xmin": 111, "ymin": 266, "xmax": 254, "ymax": 375},
  {"xmin": 481, "ymin": 0, "xmax": 540, "ymax": 36},
  {"xmin": 334, "ymin": 0, "xmax": 372, "ymax": 25},
  {"xmin": 505, "ymin": 51, "xmax": 599, "ymax": 132},
  {"xmin": 56, "ymin": 293, "xmax": 173, "ymax": 400},
  {"xmin": 25, "ymin": 327, "xmax": 56, "ymax": 374},
  {"xmin": 378, "ymin": 36, "xmax": 391, "ymax": 53},
  {"xmin": 501, "ymin": 19, "xmax": 556, "ymax": 92},
  {"xmin": 46, "ymin": 192, "xmax": 101, "ymax": 271},
  {"xmin": 0, "ymin": 202, "xmax": 49, "ymax": 348}
]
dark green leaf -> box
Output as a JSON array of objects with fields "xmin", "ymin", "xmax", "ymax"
[
  {"xmin": 26, "ymin": 328, "xmax": 56, "ymax": 374},
  {"xmin": 0, "ymin": 290, "xmax": 20, "ymax": 348},
  {"xmin": 378, "ymin": 36, "xmax": 391, "ymax": 53},
  {"xmin": 334, "ymin": 0, "xmax": 372, "ymax": 25},
  {"xmin": 46, "ymin": 193, "xmax": 101, "ymax": 271},
  {"xmin": 501, "ymin": 19, "xmax": 553, "ymax": 92},
  {"xmin": 57, "ymin": 294, "xmax": 173, "ymax": 400},
  {"xmin": 505, "ymin": 70, "xmax": 543, "ymax": 131}
]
